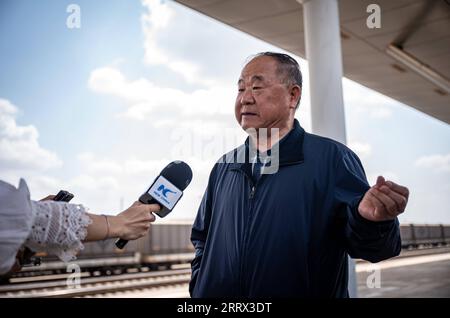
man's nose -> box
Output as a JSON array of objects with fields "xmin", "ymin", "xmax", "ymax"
[{"xmin": 240, "ymin": 88, "xmax": 255, "ymax": 105}]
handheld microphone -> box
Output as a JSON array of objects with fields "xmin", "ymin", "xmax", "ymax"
[{"xmin": 115, "ymin": 160, "xmax": 193, "ymax": 249}]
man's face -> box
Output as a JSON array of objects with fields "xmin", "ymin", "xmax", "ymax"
[{"xmin": 235, "ymin": 56, "xmax": 295, "ymax": 131}]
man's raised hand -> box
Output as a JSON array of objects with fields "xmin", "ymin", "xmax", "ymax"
[{"xmin": 358, "ymin": 176, "xmax": 409, "ymax": 222}]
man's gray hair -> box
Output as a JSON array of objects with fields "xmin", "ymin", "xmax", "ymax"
[{"xmin": 248, "ymin": 52, "xmax": 303, "ymax": 109}]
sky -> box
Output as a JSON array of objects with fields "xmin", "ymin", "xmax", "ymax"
[{"xmin": 0, "ymin": 0, "xmax": 449, "ymax": 224}]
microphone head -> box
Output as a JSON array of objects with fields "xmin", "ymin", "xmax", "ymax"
[
  {"xmin": 160, "ymin": 160, "xmax": 192, "ymax": 191},
  {"xmin": 116, "ymin": 160, "xmax": 193, "ymax": 249}
]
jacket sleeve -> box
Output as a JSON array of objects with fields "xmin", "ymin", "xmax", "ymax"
[
  {"xmin": 189, "ymin": 164, "xmax": 217, "ymax": 296},
  {"xmin": 334, "ymin": 149, "xmax": 401, "ymax": 263}
]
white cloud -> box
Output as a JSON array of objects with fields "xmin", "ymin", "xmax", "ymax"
[
  {"xmin": 0, "ymin": 98, "xmax": 16, "ymax": 115},
  {"xmin": 0, "ymin": 98, "xmax": 62, "ymax": 171},
  {"xmin": 141, "ymin": 0, "xmax": 215, "ymax": 86},
  {"xmin": 77, "ymin": 152, "xmax": 124, "ymax": 175},
  {"xmin": 75, "ymin": 152, "xmax": 213, "ymax": 181},
  {"xmin": 71, "ymin": 154, "xmax": 170, "ymax": 194},
  {"xmin": 141, "ymin": 0, "xmax": 174, "ymax": 65},
  {"xmin": 70, "ymin": 175, "xmax": 120, "ymax": 192},
  {"xmin": 343, "ymin": 79, "xmax": 393, "ymax": 119},
  {"xmin": 30, "ymin": 175, "xmax": 61, "ymax": 190},
  {"xmin": 88, "ymin": 66, "xmax": 235, "ymax": 126},
  {"xmin": 415, "ymin": 153, "xmax": 450, "ymax": 173},
  {"xmin": 123, "ymin": 158, "xmax": 166, "ymax": 175},
  {"xmin": 348, "ymin": 141, "xmax": 372, "ymax": 159}
]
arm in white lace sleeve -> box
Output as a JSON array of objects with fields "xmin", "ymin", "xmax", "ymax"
[
  {"xmin": 0, "ymin": 179, "xmax": 33, "ymax": 275},
  {"xmin": 25, "ymin": 201, "xmax": 92, "ymax": 263}
]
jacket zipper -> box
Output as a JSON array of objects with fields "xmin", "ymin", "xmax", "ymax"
[
  {"xmin": 239, "ymin": 172, "xmax": 257, "ymax": 296},
  {"xmin": 249, "ymin": 185, "xmax": 256, "ymax": 199}
]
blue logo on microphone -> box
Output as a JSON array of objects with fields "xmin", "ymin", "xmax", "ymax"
[{"xmin": 157, "ymin": 184, "xmax": 177, "ymax": 198}]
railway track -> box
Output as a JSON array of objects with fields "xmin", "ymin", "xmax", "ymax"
[
  {"xmin": 0, "ymin": 268, "xmax": 191, "ymax": 298},
  {"xmin": 3, "ymin": 246, "xmax": 448, "ymax": 298}
]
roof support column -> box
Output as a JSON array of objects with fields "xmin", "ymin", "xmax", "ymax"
[
  {"xmin": 298, "ymin": 0, "xmax": 346, "ymax": 144},
  {"xmin": 297, "ymin": 0, "xmax": 357, "ymax": 297}
]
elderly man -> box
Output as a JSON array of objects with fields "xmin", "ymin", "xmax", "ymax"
[{"xmin": 189, "ymin": 52, "xmax": 409, "ymax": 297}]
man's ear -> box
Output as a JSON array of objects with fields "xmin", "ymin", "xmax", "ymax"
[{"xmin": 290, "ymin": 85, "xmax": 301, "ymax": 109}]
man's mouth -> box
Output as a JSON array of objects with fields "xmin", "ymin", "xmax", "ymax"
[{"xmin": 241, "ymin": 112, "xmax": 258, "ymax": 117}]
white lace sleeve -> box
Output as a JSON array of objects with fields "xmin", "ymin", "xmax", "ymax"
[
  {"xmin": 0, "ymin": 179, "xmax": 33, "ymax": 275},
  {"xmin": 25, "ymin": 201, "xmax": 92, "ymax": 262}
]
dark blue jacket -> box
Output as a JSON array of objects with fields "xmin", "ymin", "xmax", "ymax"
[{"xmin": 190, "ymin": 119, "xmax": 401, "ymax": 297}]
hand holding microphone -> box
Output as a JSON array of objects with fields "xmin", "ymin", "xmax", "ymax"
[
  {"xmin": 115, "ymin": 160, "xmax": 193, "ymax": 249},
  {"xmin": 111, "ymin": 201, "xmax": 159, "ymax": 240}
]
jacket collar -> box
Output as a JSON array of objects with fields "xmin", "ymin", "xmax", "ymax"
[{"xmin": 227, "ymin": 119, "xmax": 305, "ymax": 171}]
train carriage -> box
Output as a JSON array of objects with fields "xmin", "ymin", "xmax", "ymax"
[{"xmin": 10, "ymin": 223, "xmax": 449, "ymax": 279}]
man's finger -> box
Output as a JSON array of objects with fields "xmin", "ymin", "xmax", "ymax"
[
  {"xmin": 379, "ymin": 185, "xmax": 407, "ymax": 212},
  {"xmin": 367, "ymin": 191, "xmax": 396, "ymax": 220},
  {"xmin": 385, "ymin": 180, "xmax": 409, "ymax": 199},
  {"xmin": 366, "ymin": 190, "xmax": 386, "ymax": 219},
  {"xmin": 375, "ymin": 176, "xmax": 385, "ymax": 189},
  {"xmin": 369, "ymin": 188, "xmax": 399, "ymax": 218}
]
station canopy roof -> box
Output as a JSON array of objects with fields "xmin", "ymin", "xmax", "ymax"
[{"xmin": 175, "ymin": 0, "xmax": 450, "ymax": 124}]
